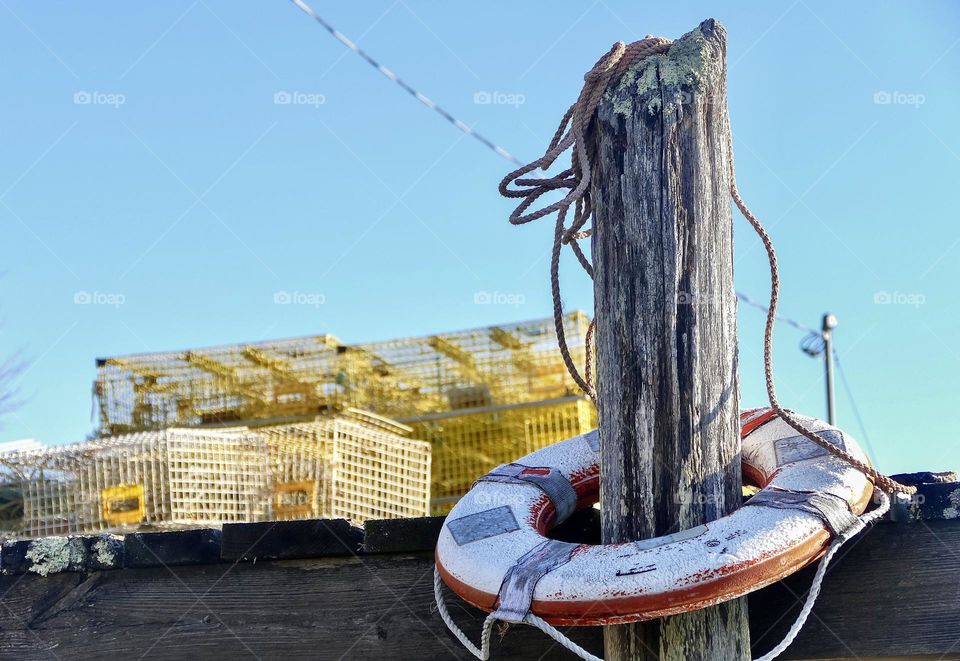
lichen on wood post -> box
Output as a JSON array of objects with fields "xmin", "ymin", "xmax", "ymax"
[{"xmin": 589, "ymin": 19, "xmax": 750, "ymax": 661}]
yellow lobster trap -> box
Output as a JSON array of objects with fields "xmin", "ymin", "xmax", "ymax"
[
  {"xmin": 404, "ymin": 396, "xmax": 597, "ymax": 515},
  {"xmin": 61, "ymin": 312, "xmax": 595, "ymax": 528},
  {"xmin": 355, "ymin": 311, "xmax": 591, "ymax": 419},
  {"xmin": 93, "ymin": 334, "xmax": 355, "ymax": 434},
  {"xmin": 258, "ymin": 417, "xmax": 431, "ymax": 522},
  {"xmin": 93, "ymin": 313, "xmax": 591, "ymax": 435}
]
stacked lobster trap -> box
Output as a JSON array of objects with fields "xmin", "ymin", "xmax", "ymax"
[
  {"xmin": 94, "ymin": 312, "xmax": 592, "ymax": 433},
  {"xmin": 95, "ymin": 334, "xmax": 364, "ymax": 434},
  {"xmin": 1, "ymin": 312, "xmax": 595, "ymax": 536},
  {"xmin": 0, "ymin": 415, "xmax": 431, "ymax": 538}
]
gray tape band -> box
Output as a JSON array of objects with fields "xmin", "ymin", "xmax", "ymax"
[
  {"xmin": 447, "ymin": 505, "xmax": 519, "ymax": 546},
  {"xmin": 745, "ymin": 489, "xmax": 861, "ymax": 537},
  {"xmin": 492, "ymin": 539, "xmax": 578, "ymax": 623},
  {"xmin": 774, "ymin": 429, "xmax": 847, "ymax": 466},
  {"xmin": 583, "ymin": 429, "xmax": 600, "ymax": 452},
  {"xmin": 478, "ymin": 463, "xmax": 578, "ymax": 523}
]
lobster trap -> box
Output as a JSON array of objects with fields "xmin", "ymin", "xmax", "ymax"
[
  {"xmin": 0, "ymin": 428, "xmax": 270, "ymax": 538},
  {"xmin": 405, "ymin": 396, "xmax": 597, "ymax": 515},
  {"xmin": 256, "ymin": 417, "xmax": 431, "ymax": 522},
  {"xmin": 355, "ymin": 311, "xmax": 591, "ymax": 418},
  {"xmin": 93, "ymin": 312, "xmax": 591, "ymax": 435},
  {"xmin": 94, "ymin": 334, "xmax": 354, "ymax": 434},
  {"xmin": 0, "ymin": 415, "xmax": 431, "ymax": 538}
]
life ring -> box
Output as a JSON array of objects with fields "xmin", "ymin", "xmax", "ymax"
[{"xmin": 435, "ymin": 408, "xmax": 874, "ymax": 626}]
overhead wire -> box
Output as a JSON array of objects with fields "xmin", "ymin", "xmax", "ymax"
[
  {"xmin": 832, "ymin": 350, "xmax": 878, "ymax": 464},
  {"xmin": 738, "ymin": 292, "xmax": 816, "ymax": 334},
  {"xmin": 289, "ymin": 0, "xmax": 525, "ymax": 167}
]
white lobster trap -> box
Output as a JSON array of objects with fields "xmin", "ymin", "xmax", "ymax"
[
  {"xmin": 0, "ymin": 428, "xmax": 270, "ymax": 537},
  {"xmin": 0, "ymin": 413, "xmax": 431, "ymax": 539}
]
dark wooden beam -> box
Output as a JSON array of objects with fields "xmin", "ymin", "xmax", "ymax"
[{"xmin": 0, "ymin": 508, "xmax": 957, "ymax": 660}]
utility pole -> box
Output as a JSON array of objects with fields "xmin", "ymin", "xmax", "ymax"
[
  {"xmin": 822, "ymin": 313, "xmax": 838, "ymax": 425},
  {"xmin": 589, "ymin": 19, "xmax": 750, "ymax": 661}
]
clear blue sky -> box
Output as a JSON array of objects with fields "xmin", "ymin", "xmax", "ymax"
[{"xmin": 1, "ymin": 1, "xmax": 957, "ymax": 474}]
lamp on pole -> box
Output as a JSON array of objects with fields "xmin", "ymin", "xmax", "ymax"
[{"xmin": 821, "ymin": 313, "xmax": 838, "ymax": 425}]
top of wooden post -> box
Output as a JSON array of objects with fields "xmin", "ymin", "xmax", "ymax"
[{"xmin": 605, "ymin": 19, "xmax": 726, "ymax": 118}]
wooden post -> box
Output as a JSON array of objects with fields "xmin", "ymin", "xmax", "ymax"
[{"xmin": 589, "ymin": 20, "xmax": 750, "ymax": 661}]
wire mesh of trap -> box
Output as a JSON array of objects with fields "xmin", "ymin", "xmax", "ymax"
[
  {"xmin": 356, "ymin": 311, "xmax": 591, "ymax": 418},
  {"xmin": 257, "ymin": 418, "xmax": 431, "ymax": 523},
  {"xmin": 0, "ymin": 418, "xmax": 431, "ymax": 539},
  {"xmin": 93, "ymin": 312, "xmax": 590, "ymax": 435},
  {"xmin": 408, "ymin": 396, "xmax": 597, "ymax": 515},
  {"xmin": 94, "ymin": 334, "xmax": 353, "ymax": 435},
  {"xmin": 0, "ymin": 428, "xmax": 269, "ymax": 538}
]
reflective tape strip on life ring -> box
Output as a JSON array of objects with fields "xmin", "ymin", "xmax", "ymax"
[{"xmin": 435, "ymin": 408, "xmax": 874, "ymax": 627}]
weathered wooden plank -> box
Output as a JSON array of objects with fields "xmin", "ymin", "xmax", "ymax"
[
  {"xmin": 1, "ymin": 534, "xmax": 123, "ymax": 575},
  {"xmin": 220, "ymin": 519, "xmax": 362, "ymax": 561},
  {"xmin": 0, "ymin": 554, "xmax": 601, "ymax": 660},
  {"xmin": 590, "ymin": 18, "xmax": 748, "ymax": 660},
  {"xmin": 125, "ymin": 529, "xmax": 222, "ymax": 567},
  {"xmin": 1, "ymin": 520, "xmax": 956, "ymax": 660},
  {"xmin": 750, "ymin": 520, "xmax": 960, "ymax": 660},
  {"xmin": 889, "ymin": 475, "xmax": 960, "ymax": 522},
  {"xmin": 363, "ymin": 516, "xmax": 444, "ymax": 554}
]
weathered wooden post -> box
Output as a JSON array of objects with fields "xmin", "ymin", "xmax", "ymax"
[{"xmin": 589, "ymin": 20, "xmax": 751, "ymax": 661}]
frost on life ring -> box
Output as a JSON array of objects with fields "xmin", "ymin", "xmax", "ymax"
[{"xmin": 435, "ymin": 408, "xmax": 875, "ymax": 626}]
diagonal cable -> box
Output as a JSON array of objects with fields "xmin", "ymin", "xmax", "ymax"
[{"xmin": 288, "ymin": 0, "xmax": 524, "ymax": 167}]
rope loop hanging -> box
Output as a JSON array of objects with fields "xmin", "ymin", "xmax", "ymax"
[
  {"xmin": 499, "ymin": 36, "xmax": 915, "ymax": 496},
  {"xmin": 499, "ymin": 37, "xmax": 671, "ymax": 400}
]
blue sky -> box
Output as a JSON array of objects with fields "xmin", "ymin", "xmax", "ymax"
[{"xmin": 0, "ymin": 1, "xmax": 957, "ymax": 474}]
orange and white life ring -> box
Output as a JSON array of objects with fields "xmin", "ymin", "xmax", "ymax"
[{"xmin": 435, "ymin": 408, "xmax": 876, "ymax": 627}]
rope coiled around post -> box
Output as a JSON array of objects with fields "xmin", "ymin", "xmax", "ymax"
[{"xmin": 498, "ymin": 36, "xmax": 915, "ymax": 496}]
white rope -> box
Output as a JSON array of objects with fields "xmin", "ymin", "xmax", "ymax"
[
  {"xmin": 434, "ymin": 568, "xmax": 496, "ymax": 660},
  {"xmin": 435, "ymin": 490, "xmax": 891, "ymax": 661},
  {"xmin": 523, "ymin": 613, "xmax": 604, "ymax": 661},
  {"xmin": 753, "ymin": 488, "xmax": 890, "ymax": 661},
  {"xmin": 434, "ymin": 565, "xmax": 602, "ymax": 661}
]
